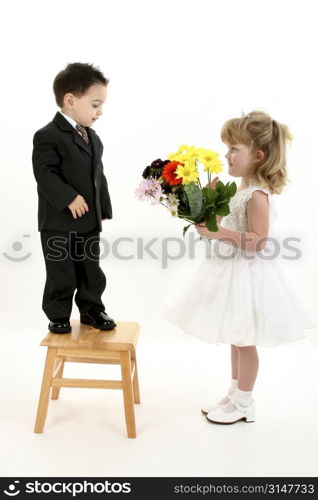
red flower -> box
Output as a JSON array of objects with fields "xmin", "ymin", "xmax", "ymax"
[{"xmin": 162, "ymin": 161, "xmax": 183, "ymax": 185}]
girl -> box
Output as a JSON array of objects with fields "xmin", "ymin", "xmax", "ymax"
[{"xmin": 163, "ymin": 110, "xmax": 317, "ymax": 424}]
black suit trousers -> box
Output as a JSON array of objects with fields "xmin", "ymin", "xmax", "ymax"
[{"xmin": 40, "ymin": 229, "xmax": 106, "ymax": 320}]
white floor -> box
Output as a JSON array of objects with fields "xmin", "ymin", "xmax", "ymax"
[{"xmin": 1, "ymin": 316, "xmax": 317, "ymax": 478}]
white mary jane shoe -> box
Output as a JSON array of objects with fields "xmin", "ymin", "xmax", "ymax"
[
  {"xmin": 201, "ymin": 393, "xmax": 232, "ymax": 415},
  {"xmin": 206, "ymin": 398, "xmax": 255, "ymax": 424}
]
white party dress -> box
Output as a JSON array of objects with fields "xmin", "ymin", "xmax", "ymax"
[{"xmin": 162, "ymin": 185, "xmax": 318, "ymax": 347}]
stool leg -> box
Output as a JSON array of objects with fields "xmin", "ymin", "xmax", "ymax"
[
  {"xmin": 51, "ymin": 357, "xmax": 65, "ymax": 400},
  {"xmin": 34, "ymin": 347, "xmax": 57, "ymax": 433},
  {"xmin": 131, "ymin": 348, "xmax": 141, "ymax": 404},
  {"xmin": 120, "ymin": 351, "xmax": 136, "ymax": 438}
]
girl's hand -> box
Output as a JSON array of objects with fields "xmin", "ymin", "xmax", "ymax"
[
  {"xmin": 195, "ymin": 222, "xmax": 212, "ymax": 239},
  {"xmin": 205, "ymin": 176, "xmax": 219, "ymax": 189},
  {"xmin": 196, "ymin": 219, "xmax": 222, "ymax": 239}
]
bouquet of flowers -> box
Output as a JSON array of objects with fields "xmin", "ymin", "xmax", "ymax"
[{"xmin": 135, "ymin": 144, "xmax": 237, "ymax": 236}]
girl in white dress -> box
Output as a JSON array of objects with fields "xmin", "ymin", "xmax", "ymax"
[{"xmin": 163, "ymin": 110, "xmax": 317, "ymax": 424}]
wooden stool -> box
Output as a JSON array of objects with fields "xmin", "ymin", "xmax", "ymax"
[{"xmin": 34, "ymin": 320, "xmax": 140, "ymax": 438}]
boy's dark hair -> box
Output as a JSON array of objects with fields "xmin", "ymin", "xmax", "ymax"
[{"xmin": 53, "ymin": 62, "xmax": 109, "ymax": 107}]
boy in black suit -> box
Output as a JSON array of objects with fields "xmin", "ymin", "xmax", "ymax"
[{"xmin": 32, "ymin": 62, "xmax": 116, "ymax": 333}]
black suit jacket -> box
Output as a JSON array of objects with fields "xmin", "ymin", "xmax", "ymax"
[{"xmin": 32, "ymin": 111, "xmax": 112, "ymax": 233}]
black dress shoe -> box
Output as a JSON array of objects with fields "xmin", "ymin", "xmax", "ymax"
[
  {"xmin": 49, "ymin": 319, "xmax": 71, "ymax": 334},
  {"xmin": 80, "ymin": 310, "xmax": 116, "ymax": 330}
]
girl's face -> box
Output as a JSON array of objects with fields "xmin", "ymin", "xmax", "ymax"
[
  {"xmin": 225, "ymin": 144, "xmax": 265, "ymax": 179},
  {"xmin": 225, "ymin": 143, "xmax": 255, "ymax": 179}
]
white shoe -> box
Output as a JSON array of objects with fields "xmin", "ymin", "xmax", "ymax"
[
  {"xmin": 206, "ymin": 395, "xmax": 255, "ymax": 424},
  {"xmin": 201, "ymin": 393, "xmax": 231, "ymax": 414},
  {"xmin": 201, "ymin": 379, "xmax": 238, "ymax": 415}
]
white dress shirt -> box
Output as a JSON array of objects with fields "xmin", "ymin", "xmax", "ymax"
[{"xmin": 59, "ymin": 110, "xmax": 83, "ymax": 137}]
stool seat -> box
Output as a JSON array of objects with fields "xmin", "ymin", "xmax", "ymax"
[
  {"xmin": 34, "ymin": 319, "xmax": 141, "ymax": 438},
  {"xmin": 40, "ymin": 320, "xmax": 139, "ymax": 351}
]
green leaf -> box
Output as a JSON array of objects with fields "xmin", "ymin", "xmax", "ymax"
[
  {"xmin": 228, "ymin": 182, "xmax": 237, "ymax": 197},
  {"xmin": 216, "ymin": 203, "xmax": 230, "ymax": 216},
  {"xmin": 184, "ymin": 182, "xmax": 203, "ymax": 219},
  {"xmin": 204, "ymin": 203, "xmax": 218, "ymax": 210},
  {"xmin": 183, "ymin": 224, "xmax": 192, "ymax": 237},
  {"xmin": 202, "ymin": 187, "xmax": 218, "ymax": 206},
  {"xmin": 206, "ymin": 212, "xmax": 218, "ymax": 232},
  {"xmin": 216, "ymin": 180, "xmax": 224, "ymax": 193},
  {"xmin": 230, "ymin": 182, "xmax": 237, "ymax": 196}
]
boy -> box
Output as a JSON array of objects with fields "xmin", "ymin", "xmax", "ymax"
[{"xmin": 32, "ymin": 62, "xmax": 116, "ymax": 333}]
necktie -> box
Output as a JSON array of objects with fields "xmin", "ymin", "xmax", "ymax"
[{"xmin": 76, "ymin": 123, "xmax": 89, "ymax": 144}]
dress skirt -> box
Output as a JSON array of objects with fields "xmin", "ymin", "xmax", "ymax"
[{"xmin": 162, "ymin": 238, "xmax": 318, "ymax": 348}]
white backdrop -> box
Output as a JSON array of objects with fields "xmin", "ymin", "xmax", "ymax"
[
  {"xmin": 1, "ymin": 0, "xmax": 318, "ymax": 478},
  {"xmin": 1, "ymin": 0, "xmax": 317, "ymax": 330}
]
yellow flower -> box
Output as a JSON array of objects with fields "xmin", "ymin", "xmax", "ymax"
[
  {"xmin": 168, "ymin": 144, "xmax": 197, "ymax": 166},
  {"xmin": 175, "ymin": 163, "xmax": 199, "ymax": 184},
  {"xmin": 196, "ymin": 148, "xmax": 223, "ymax": 174},
  {"xmin": 167, "ymin": 144, "xmax": 223, "ymax": 181}
]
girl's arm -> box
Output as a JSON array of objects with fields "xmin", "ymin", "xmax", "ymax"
[{"xmin": 197, "ymin": 190, "xmax": 270, "ymax": 252}]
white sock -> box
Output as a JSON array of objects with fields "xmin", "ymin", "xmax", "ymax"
[
  {"xmin": 222, "ymin": 387, "xmax": 253, "ymax": 413},
  {"xmin": 217, "ymin": 378, "xmax": 238, "ymax": 405},
  {"xmin": 234, "ymin": 388, "xmax": 253, "ymax": 407}
]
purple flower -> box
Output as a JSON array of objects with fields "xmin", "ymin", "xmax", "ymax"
[
  {"xmin": 142, "ymin": 159, "xmax": 170, "ymax": 179},
  {"xmin": 135, "ymin": 178, "xmax": 163, "ymax": 204},
  {"xmin": 150, "ymin": 159, "xmax": 168, "ymax": 169},
  {"xmin": 142, "ymin": 166, "xmax": 151, "ymax": 179}
]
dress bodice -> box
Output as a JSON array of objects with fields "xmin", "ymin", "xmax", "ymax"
[{"xmin": 221, "ymin": 184, "xmax": 277, "ymax": 233}]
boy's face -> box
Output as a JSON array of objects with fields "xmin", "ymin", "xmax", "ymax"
[
  {"xmin": 62, "ymin": 83, "xmax": 107, "ymax": 127},
  {"xmin": 225, "ymin": 143, "xmax": 264, "ymax": 179}
]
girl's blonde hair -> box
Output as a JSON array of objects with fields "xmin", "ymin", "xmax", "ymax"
[{"xmin": 220, "ymin": 109, "xmax": 293, "ymax": 194}]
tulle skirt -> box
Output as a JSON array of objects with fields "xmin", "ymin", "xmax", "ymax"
[{"xmin": 162, "ymin": 239, "xmax": 318, "ymax": 348}]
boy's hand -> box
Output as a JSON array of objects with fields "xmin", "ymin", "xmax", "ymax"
[{"xmin": 68, "ymin": 194, "xmax": 89, "ymax": 219}]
